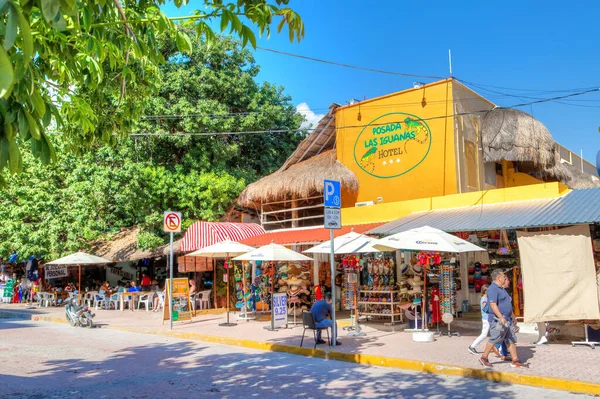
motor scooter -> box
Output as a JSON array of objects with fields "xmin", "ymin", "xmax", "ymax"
[{"xmin": 64, "ymin": 296, "xmax": 95, "ymax": 328}]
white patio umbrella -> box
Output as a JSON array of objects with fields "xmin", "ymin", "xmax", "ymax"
[
  {"xmin": 47, "ymin": 252, "xmax": 112, "ymax": 293},
  {"xmin": 304, "ymin": 231, "xmax": 380, "ymax": 255},
  {"xmin": 373, "ymin": 226, "xmax": 486, "ymax": 253},
  {"xmin": 373, "ymin": 226, "xmax": 485, "ymax": 335},
  {"xmin": 189, "ymin": 240, "xmax": 255, "ymax": 326},
  {"xmin": 233, "ymin": 242, "xmax": 312, "ymax": 262}
]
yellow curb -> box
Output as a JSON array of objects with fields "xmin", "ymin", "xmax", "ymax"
[{"xmin": 13, "ymin": 311, "xmax": 600, "ymax": 396}]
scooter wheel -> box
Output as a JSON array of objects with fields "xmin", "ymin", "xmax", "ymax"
[
  {"xmin": 67, "ymin": 317, "xmax": 75, "ymax": 327},
  {"xmin": 82, "ymin": 317, "xmax": 94, "ymax": 328}
]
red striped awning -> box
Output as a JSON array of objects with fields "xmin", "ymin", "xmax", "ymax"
[{"xmin": 180, "ymin": 222, "xmax": 266, "ymax": 252}]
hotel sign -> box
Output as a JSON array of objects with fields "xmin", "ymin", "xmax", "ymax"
[{"xmin": 353, "ymin": 112, "xmax": 432, "ymax": 178}]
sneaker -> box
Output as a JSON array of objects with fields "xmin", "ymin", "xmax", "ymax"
[
  {"xmin": 468, "ymin": 346, "xmax": 478, "ymax": 355},
  {"xmin": 479, "ymin": 357, "xmax": 492, "ymax": 368},
  {"xmin": 511, "ymin": 360, "xmax": 529, "ymax": 368},
  {"xmin": 315, "ymin": 339, "xmax": 326, "ymax": 345},
  {"xmin": 330, "ymin": 341, "xmax": 342, "ymax": 346},
  {"xmin": 534, "ymin": 336, "xmax": 548, "ymax": 346}
]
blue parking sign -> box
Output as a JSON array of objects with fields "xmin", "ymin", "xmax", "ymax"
[{"xmin": 324, "ymin": 180, "xmax": 341, "ymax": 208}]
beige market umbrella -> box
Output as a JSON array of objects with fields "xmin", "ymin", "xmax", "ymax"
[
  {"xmin": 47, "ymin": 252, "xmax": 112, "ymax": 293},
  {"xmin": 190, "ymin": 240, "xmax": 255, "ymax": 326}
]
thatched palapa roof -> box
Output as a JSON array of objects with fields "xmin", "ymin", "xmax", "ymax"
[
  {"xmin": 481, "ymin": 108, "xmax": 556, "ymax": 167},
  {"xmin": 237, "ymin": 150, "xmax": 359, "ymax": 206},
  {"xmin": 279, "ymin": 103, "xmax": 340, "ymax": 170},
  {"xmin": 543, "ymin": 160, "xmax": 600, "ymax": 189},
  {"xmin": 92, "ymin": 228, "xmax": 182, "ymax": 263}
]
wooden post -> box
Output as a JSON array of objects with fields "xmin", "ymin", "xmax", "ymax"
[
  {"xmin": 213, "ymin": 258, "xmax": 217, "ymax": 309},
  {"xmin": 291, "ymin": 194, "xmax": 299, "ymax": 228}
]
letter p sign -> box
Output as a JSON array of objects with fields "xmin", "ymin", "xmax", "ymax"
[{"xmin": 324, "ymin": 180, "xmax": 341, "ymax": 208}]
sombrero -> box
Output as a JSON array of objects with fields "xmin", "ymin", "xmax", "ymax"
[
  {"xmin": 400, "ymin": 263, "xmax": 409, "ymax": 275},
  {"xmin": 408, "ymin": 276, "xmax": 423, "ymax": 287},
  {"xmin": 408, "ymin": 285, "xmax": 422, "ymax": 294},
  {"xmin": 411, "ymin": 264, "xmax": 423, "ymax": 275},
  {"xmin": 286, "ymin": 277, "xmax": 303, "ymax": 286}
]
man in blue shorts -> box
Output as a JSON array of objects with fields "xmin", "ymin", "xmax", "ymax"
[{"xmin": 479, "ymin": 270, "xmax": 528, "ymax": 368}]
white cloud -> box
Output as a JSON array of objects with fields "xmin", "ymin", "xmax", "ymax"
[{"xmin": 296, "ymin": 102, "xmax": 325, "ymax": 129}]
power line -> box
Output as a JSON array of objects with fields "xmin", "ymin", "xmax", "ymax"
[
  {"xmin": 256, "ymin": 46, "xmax": 446, "ymax": 80},
  {"xmin": 130, "ymin": 87, "xmax": 599, "ymax": 138},
  {"xmin": 455, "ymin": 78, "xmax": 599, "ymax": 94}
]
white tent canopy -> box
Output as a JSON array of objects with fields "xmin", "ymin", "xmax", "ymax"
[
  {"xmin": 233, "ymin": 243, "xmax": 312, "ymax": 262},
  {"xmin": 187, "ymin": 239, "xmax": 254, "ymax": 258},
  {"xmin": 304, "ymin": 231, "xmax": 380, "ymax": 254},
  {"xmin": 373, "ymin": 226, "xmax": 486, "ymax": 253},
  {"xmin": 47, "ymin": 252, "xmax": 112, "ymax": 265}
]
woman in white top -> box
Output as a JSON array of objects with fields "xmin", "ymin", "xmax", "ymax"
[{"xmin": 468, "ymin": 285, "xmax": 502, "ymax": 356}]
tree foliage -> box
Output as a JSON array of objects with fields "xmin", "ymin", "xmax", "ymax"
[
  {"xmin": 0, "ymin": 0, "xmax": 304, "ymax": 184},
  {"xmin": 0, "ymin": 34, "xmax": 304, "ymax": 260}
]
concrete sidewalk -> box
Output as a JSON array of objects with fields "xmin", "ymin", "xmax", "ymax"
[{"xmin": 2, "ymin": 303, "xmax": 599, "ymax": 395}]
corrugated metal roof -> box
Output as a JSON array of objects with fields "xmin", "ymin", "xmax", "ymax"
[{"xmin": 368, "ymin": 188, "xmax": 600, "ymax": 235}]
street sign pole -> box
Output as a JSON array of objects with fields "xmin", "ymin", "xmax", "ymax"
[
  {"xmin": 169, "ymin": 231, "xmax": 173, "ymax": 330},
  {"xmin": 324, "ymin": 179, "xmax": 342, "ymax": 348},
  {"xmin": 163, "ymin": 211, "xmax": 181, "ymax": 331},
  {"xmin": 329, "ymin": 228, "xmax": 336, "ymax": 347}
]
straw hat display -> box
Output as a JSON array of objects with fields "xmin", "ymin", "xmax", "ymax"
[
  {"xmin": 408, "ymin": 285, "xmax": 422, "ymax": 295},
  {"xmin": 286, "ymin": 277, "xmax": 303, "ymax": 286},
  {"xmin": 407, "ymin": 276, "xmax": 423, "ymax": 287},
  {"xmin": 400, "ymin": 263, "xmax": 409, "ymax": 275}
]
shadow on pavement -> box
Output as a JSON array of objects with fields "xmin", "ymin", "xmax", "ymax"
[{"xmin": 0, "ymin": 330, "xmax": 525, "ymax": 399}]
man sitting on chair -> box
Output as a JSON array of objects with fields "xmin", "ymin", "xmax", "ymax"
[{"xmin": 310, "ymin": 292, "xmax": 341, "ymax": 346}]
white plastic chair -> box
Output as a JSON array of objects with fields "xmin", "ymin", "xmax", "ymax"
[
  {"xmin": 37, "ymin": 292, "xmax": 47, "ymax": 307},
  {"xmin": 95, "ymin": 294, "xmax": 108, "ymax": 310},
  {"xmin": 137, "ymin": 292, "xmax": 154, "ymax": 312},
  {"xmin": 156, "ymin": 293, "xmax": 165, "ymax": 310},
  {"xmin": 109, "ymin": 293, "xmax": 121, "ymax": 310},
  {"xmin": 197, "ymin": 290, "xmax": 211, "ymax": 310},
  {"xmin": 41, "ymin": 292, "xmax": 56, "ymax": 307},
  {"xmin": 84, "ymin": 291, "xmax": 97, "ymax": 307}
]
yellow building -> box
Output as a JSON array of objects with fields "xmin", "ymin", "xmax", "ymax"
[{"xmin": 238, "ymin": 79, "xmax": 598, "ymax": 230}]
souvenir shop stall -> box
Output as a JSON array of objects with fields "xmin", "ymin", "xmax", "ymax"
[
  {"xmin": 305, "ymin": 231, "xmax": 399, "ymax": 327},
  {"xmin": 457, "ymin": 229, "xmax": 523, "ymax": 316},
  {"xmin": 233, "ymin": 243, "xmax": 313, "ymax": 329},
  {"xmin": 373, "ymin": 226, "xmax": 486, "ymax": 341},
  {"xmin": 252, "ymin": 259, "xmax": 313, "ymax": 320},
  {"xmin": 1, "ymin": 255, "xmax": 42, "ymax": 304}
]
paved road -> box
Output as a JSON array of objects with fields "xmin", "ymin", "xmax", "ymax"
[{"xmin": 0, "ymin": 319, "xmax": 591, "ymax": 399}]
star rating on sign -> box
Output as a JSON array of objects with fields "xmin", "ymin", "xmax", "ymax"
[
  {"xmin": 382, "ymin": 161, "xmax": 387, "ymax": 166},
  {"xmin": 396, "ymin": 158, "xmax": 400, "ymax": 163},
  {"xmin": 389, "ymin": 159, "xmax": 394, "ymax": 164}
]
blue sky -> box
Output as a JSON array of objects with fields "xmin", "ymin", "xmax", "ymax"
[{"xmin": 164, "ymin": 1, "xmax": 600, "ymax": 163}]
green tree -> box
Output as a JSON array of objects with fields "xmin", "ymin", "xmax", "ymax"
[
  {"xmin": 0, "ymin": 0, "xmax": 304, "ymax": 184},
  {"xmin": 137, "ymin": 34, "xmax": 304, "ymax": 181},
  {"xmin": 0, "ymin": 34, "xmax": 304, "ymax": 259}
]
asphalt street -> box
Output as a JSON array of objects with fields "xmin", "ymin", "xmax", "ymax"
[{"xmin": 0, "ymin": 318, "xmax": 591, "ymax": 399}]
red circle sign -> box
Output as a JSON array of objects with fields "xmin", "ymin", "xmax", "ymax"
[{"xmin": 164, "ymin": 212, "xmax": 181, "ymax": 231}]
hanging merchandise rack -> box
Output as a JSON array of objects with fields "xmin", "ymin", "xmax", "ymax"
[{"xmin": 439, "ymin": 261, "xmax": 460, "ymax": 337}]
